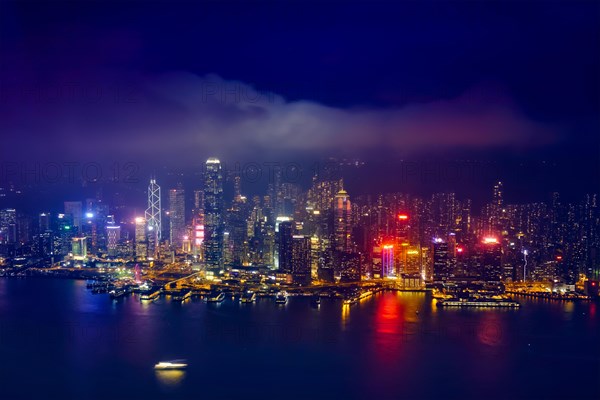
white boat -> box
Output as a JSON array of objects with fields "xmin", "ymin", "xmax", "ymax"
[
  {"xmin": 154, "ymin": 360, "xmax": 188, "ymax": 370},
  {"xmin": 275, "ymin": 291, "xmax": 288, "ymax": 304}
]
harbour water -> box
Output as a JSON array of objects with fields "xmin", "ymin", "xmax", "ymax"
[{"xmin": 0, "ymin": 278, "xmax": 598, "ymax": 399}]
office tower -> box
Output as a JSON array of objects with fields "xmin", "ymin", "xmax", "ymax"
[
  {"xmin": 145, "ymin": 178, "xmax": 162, "ymax": 257},
  {"xmin": 34, "ymin": 230, "xmax": 54, "ymax": 258},
  {"xmin": 106, "ymin": 223, "xmax": 121, "ymax": 257},
  {"xmin": 429, "ymin": 193, "xmax": 458, "ymax": 240},
  {"xmin": 278, "ymin": 221, "xmax": 294, "ymax": 273},
  {"xmin": 64, "ymin": 202, "xmax": 83, "ymax": 232},
  {"xmin": 382, "ymin": 244, "xmax": 394, "ymax": 277},
  {"xmin": 193, "ymin": 216, "xmax": 205, "ymax": 258},
  {"xmin": 54, "ymin": 213, "xmax": 73, "ymax": 257},
  {"xmin": 433, "ymin": 238, "xmax": 451, "ymax": 282},
  {"xmin": 191, "ymin": 189, "xmax": 205, "ymax": 257},
  {"xmin": 372, "ymin": 245, "xmax": 383, "ymax": 278},
  {"xmin": 404, "ymin": 247, "xmax": 422, "ymax": 276},
  {"xmin": 233, "ymin": 174, "xmax": 242, "ymax": 202},
  {"xmin": 84, "ymin": 199, "xmax": 108, "ymax": 253},
  {"xmin": 308, "ymin": 176, "xmax": 344, "ymax": 213},
  {"xmin": 337, "ymin": 251, "xmax": 361, "ymax": 282},
  {"xmin": 481, "ymin": 237, "xmax": 502, "ymax": 282},
  {"xmin": 292, "ymin": 235, "xmax": 311, "ymax": 285},
  {"xmin": 396, "ymin": 213, "xmax": 409, "ymax": 244},
  {"xmin": 71, "ymin": 237, "xmax": 87, "ymax": 260},
  {"xmin": 280, "ymin": 183, "xmax": 301, "ymax": 218},
  {"xmin": 486, "ymin": 181, "xmax": 506, "ymax": 237},
  {"xmin": 169, "ymin": 184, "xmax": 186, "ymax": 248},
  {"xmin": 458, "ymin": 199, "xmax": 472, "ymax": 242},
  {"xmin": 204, "ymin": 158, "xmax": 224, "ymax": 271},
  {"xmin": 193, "ymin": 189, "xmax": 204, "ymax": 214},
  {"xmin": 228, "ymin": 201, "xmax": 248, "ymax": 267},
  {"xmin": 135, "ymin": 217, "xmax": 147, "ymax": 261},
  {"xmin": 0, "ymin": 208, "xmax": 17, "ymax": 244},
  {"xmin": 223, "ymin": 231, "xmax": 233, "ymax": 265},
  {"xmin": 334, "ymin": 189, "xmax": 352, "ymax": 252},
  {"xmin": 39, "ymin": 213, "xmax": 51, "ymax": 233},
  {"xmin": 145, "ymin": 178, "xmax": 162, "ymax": 239},
  {"xmin": 454, "ymin": 244, "xmax": 467, "ymax": 277},
  {"xmin": 266, "ymin": 166, "xmax": 282, "ymax": 216}
]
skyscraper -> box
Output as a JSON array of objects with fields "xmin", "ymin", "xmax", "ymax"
[
  {"xmin": 334, "ymin": 189, "xmax": 352, "ymax": 252},
  {"xmin": 39, "ymin": 213, "xmax": 51, "ymax": 233},
  {"xmin": 64, "ymin": 202, "xmax": 83, "ymax": 232},
  {"xmin": 71, "ymin": 236, "xmax": 87, "ymax": 260},
  {"xmin": 145, "ymin": 178, "xmax": 162, "ymax": 257},
  {"xmin": 433, "ymin": 238, "xmax": 451, "ymax": 282},
  {"xmin": 135, "ymin": 217, "xmax": 147, "ymax": 261},
  {"xmin": 204, "ymin": 158, "xmax": 224, "ymax": 271},
  {"xmin": 382, "ymin": 244, "xmax": 394, "ymax": 277},
  {"xmin": 292, "ymin": 235, "xmax": 311, "ymax": 285},
  {"xmin": 169, "ymin": 184, "xmax": 186, "ymax": 248},
  {"xmin": 106, "ymin": 223, "xmax": 121, "ymax": 257},
  {"xmin": 278, "ymin": 220, "xmax": 294, "ymax": 273},
  {"xmin": 0, "ymin": 208, "xmax": 17, "ymax": 245},
  {"xmin": 481, "ymin": 237, "xmax": 502, "ymax": 282},
  {"xmin": 145, "ymin": 178, "xmax": 162, "ymax": 239}
]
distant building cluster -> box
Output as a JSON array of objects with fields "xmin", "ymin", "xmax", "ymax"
[{"xmin": 1, "ymin": 160, "xmax": 599, "ymax": 293}]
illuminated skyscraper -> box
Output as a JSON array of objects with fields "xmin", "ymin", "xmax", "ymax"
[
  {"xmin": 135, "ymin": 217, "xmax": 147, "ymax": 261},
  {"xmin": 71, "ymin": 237, "xmax": 87, "ymax": 260},
  {"xmin": 106, "ymin": 223, "xmax": 121, "ymax": 257},
  {"xmin": 307, "ymin": 176, "xmax": 343, "ymax": 213},
  {"xmin": 481, "ymin": 237, "xmax": 502, "ymax": 282},
  {"xmin": 0, "ymin": 208, "xmax": 17, "ymax": 244},
  {"xmin": 145, "ymin": 178, "xmax": 161, "ymax": 257},
  {"xmin": 396, "ymin": 213, "xmax": 409, "ymax": 244},
  {"xmin": 433, "ymin": 238, "xmax": 451, "ymax": 282},
  {"xmin": 334, "ymin": 189, "xmax": 352, "ymax": 252},
  {"xmin": 39, "ymin": 213, "xmax": 51, "ymax": 233},
  {"xmin": 382, "ymin": 244, "xmax": 394, "ymax": 277},
  {"xmin": 204, "ymin": 158, "xmax": 224, "ymax": 271},
  {"xmin": 169, "ymin": 184, "xmax": 186, "ymax": 248},
  {"xmin": 292, "ymin": 235, "xmax": 311, "ymax": 285},
  {"xmin": 278, "ymin": 220, "xmax": 294, "ymax": 273}
]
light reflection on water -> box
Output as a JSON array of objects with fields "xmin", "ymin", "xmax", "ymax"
[
  {"xmin": 0, "ymin": 278, "xmax": 598, "ymax": 400},
  {"xmin": 155, "ymin": 370, "xmax": 186, "ymax": 387}
]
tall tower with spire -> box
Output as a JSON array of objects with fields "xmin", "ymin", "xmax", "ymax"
[{"xmin": 145, "ymin": 177, "xmax": 162, "ymax": 256}]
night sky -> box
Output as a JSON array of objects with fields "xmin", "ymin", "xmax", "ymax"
[{"xmin": 1, "ymin": 1, "xmax": 599, "ymax": 198}]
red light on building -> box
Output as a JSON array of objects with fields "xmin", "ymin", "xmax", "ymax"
[
  {"xmin": 556, "ymin": 255, "xmax": 563, "ymax": 261},
  {"xmin": 398, "ymin": 214, "xmax": 408, "ymax": 220},
  {"xmin": 456, "ymin": 247, "xmax": 464, "ymax": 253}
]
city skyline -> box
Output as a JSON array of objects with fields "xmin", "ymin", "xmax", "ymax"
[
  {"xmin": 1, "ymin": 1, "xmax": 598, "ymax": 399},
  {"xmin": 2, "ymin": 157, "xmax": 598, "ymax": 289}
]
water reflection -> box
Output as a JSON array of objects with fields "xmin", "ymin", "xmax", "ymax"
[
  {"xmin": 155, "ymin": 370, "xmax": 186, "ymax": 388},
  {"xmin": 476, "ymin": 314, "xmax": 503, "ymax": 347},
  {"xmin": 373, "ymin": 292, "xmax": 404, "ymax": 364},
  {"xmin": 341, "ymin": 304, "xmax": 350, "ymax": 330}
]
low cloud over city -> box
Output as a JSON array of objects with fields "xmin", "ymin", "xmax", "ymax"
[{"xmin": 1, "ymin": 72, "xmax": 561, "ymax": 163}]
